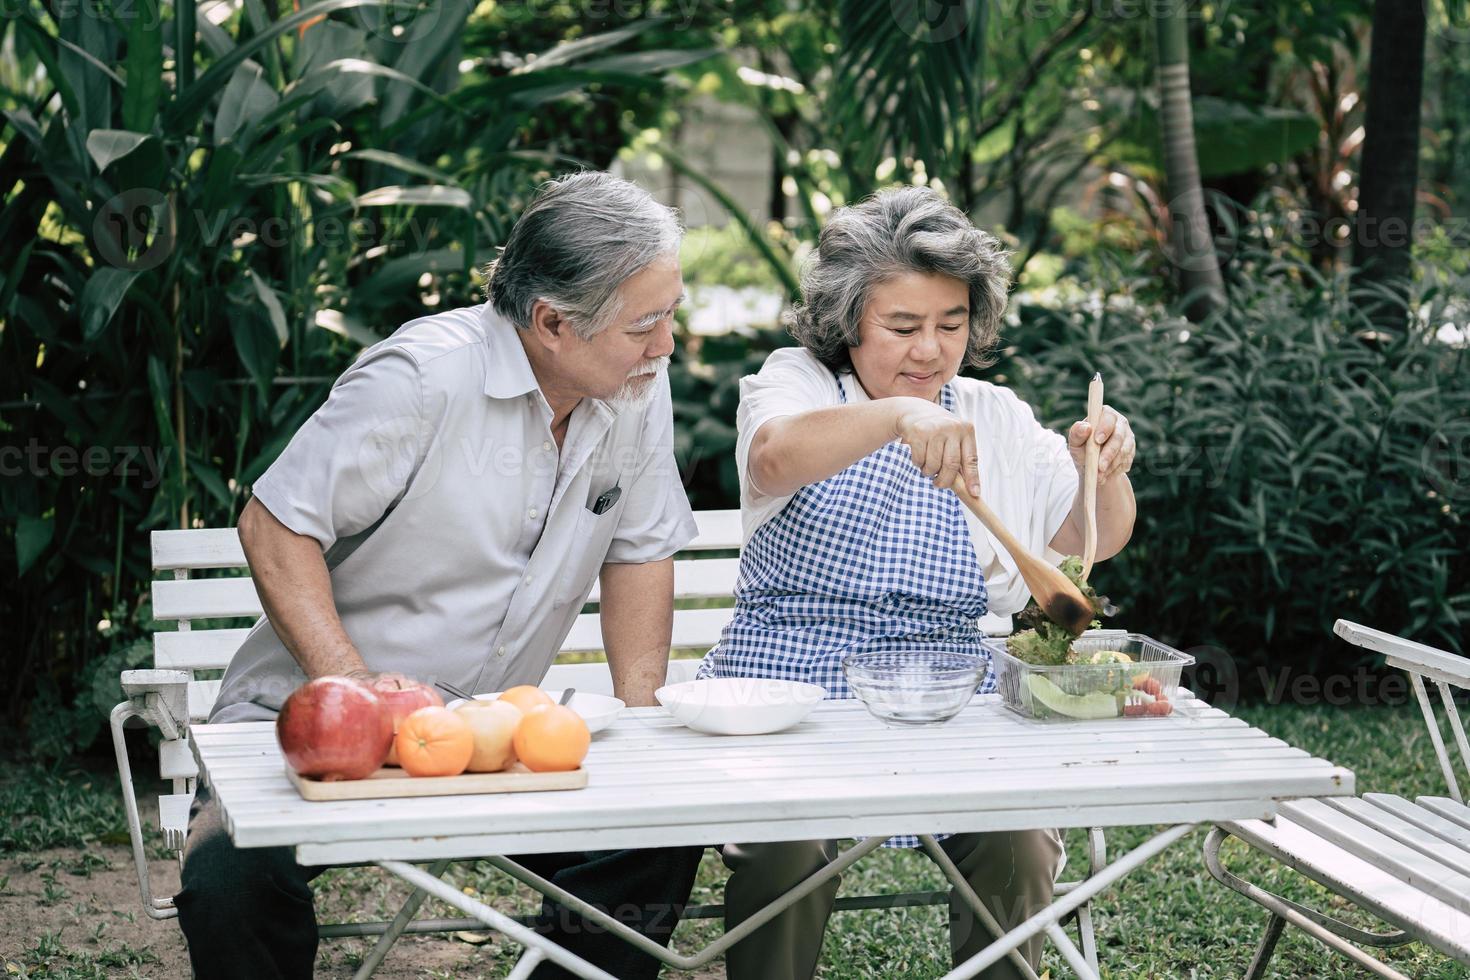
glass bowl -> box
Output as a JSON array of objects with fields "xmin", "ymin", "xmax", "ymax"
[{"xmin": 841, "ymin": 651, "xmax": 989, "ymax": 726}]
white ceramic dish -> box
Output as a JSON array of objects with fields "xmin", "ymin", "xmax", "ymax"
[
  {"xmin": 445, "ymin": 690, "xmax": 625, "ymax": 734},
  {"xmin": 655, "ymin": 678, "xmax": 827, "ymax": 735}
]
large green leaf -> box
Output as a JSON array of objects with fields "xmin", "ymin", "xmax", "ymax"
[
  {"xmin": 213, "ymin": 61, "xmax": 281, "ymax": 145},
  {"xmin": 230, "ymin": 306, "xmax": 282, "ymax": 400},
  {"xmin": 85, "ymin": 129, "xmax": 152, "ymax": 171},
  {"xmin": 121, "ymin": 0, "xmax": 163, "ymax": 132},
  {"xmin": 353, "ymin": 185, "xmax": 473, "ymax": 209},
  {"xmin": 16, "ymin": 514, "xmax": 54, "ymax": 577},
  {"xmin": 524, "ymin": 19, "xmax": 656, "ymax": 71},
  {"xmin": 165, "ymin": 0, "xmax": 383, "ymax": 132},
  {"xmin": 80, "ymin": 267, "xmax": 140, "ymax": 341},
  {"xmin": 247, "ymin": 270, "xmax": 289, "ymax": 346},
  {"xmin": 342, "ymin": 149, "xmax": 461, "ymax": 184},
  {"xmin": 832, "ymin": 0, "xmax": 987, "ymax": 187},
  {"xmin": 376, "ymin": 0, "xmax": 473, "ymax": 127}
]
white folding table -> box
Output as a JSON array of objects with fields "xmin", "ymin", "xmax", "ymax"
[{"xmin": 191, "ymin": 695, "xmax": 1354, "ymax": 979}]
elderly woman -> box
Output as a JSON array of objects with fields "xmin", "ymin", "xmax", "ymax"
[{"xmin": 702, "ymin": 186, "xmax": 1137, "ymax": 980}]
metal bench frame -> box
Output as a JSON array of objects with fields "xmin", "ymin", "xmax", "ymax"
[
  {"xmin": 112, "ymin": 509, "xmax": 1108, "ymax": 977},
  {"xmin": 1203, "ymin": 618, "xmax": 1470, "ymax": 979}
]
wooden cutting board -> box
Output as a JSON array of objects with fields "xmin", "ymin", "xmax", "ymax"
[{"xmin": 286, "ymin": 763, "xmax": 587, "ymax": 801}]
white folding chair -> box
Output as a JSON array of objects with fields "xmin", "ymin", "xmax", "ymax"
[{"xmin": 1203, "ymin": 619, "xmax": 1470, "ymax": 979}]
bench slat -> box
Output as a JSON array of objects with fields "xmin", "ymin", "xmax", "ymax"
[
  {"xmin": 188, "ymin": 680, "xmax": 222, "ymax": 723},
  {"xmin": 160, "ymin": 738, "xmax": 200, "ymax": 780},
  {"xmin": 153, "ymin": 604, "xmax": 730, "ymax": 673},
  {"xmin": 547, "ymin": 607, "xmax": 732, "ymax": 655},
  {"xmin": 153, "ymin": 528, "xmax": 247, "ymax": 570},
  {"xmin": 156, "ymin": 629, "xmax": 254, "ymax": 670},
  {"xmin": 1280, "ymin": 798, "xmax": 1470, "ymax": 916},
  {"xmin": 150, "ymin": 510, "xmax": 742, "ymax": 572},
  {"xmin": 1365, "ymin": 793, "xmax": 1470, "ymax": 854},
  {"xmin": 154, "ymin": 578, "xmax": 262, "ymax": 621},
  {"xmin": 154, "ymin": 557, "xmax": 741, "ymax": 622},
  {"xmin": 587, "ymin": 557, "xmax": 739, "ymax": 603},
  {"xmin": 1326, "ymin": 796, "xmax": 1470, "ymax": 878}
]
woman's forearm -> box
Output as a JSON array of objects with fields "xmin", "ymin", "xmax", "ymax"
[
  {"xmin": 748, "ymin": 399, "xmax": 915, "ymax": 498},
  {"xmin": 1049, "ymin": 474, "xmax": 1136, "ymax": 561}
]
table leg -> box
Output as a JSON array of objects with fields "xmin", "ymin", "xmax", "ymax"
[
  {"xmin": 917, "ymin": 836, "xmax": 1041, "ymax": 980},
  {"xmin": 376, "ymin": 860, "xmax": 619, "ymax": 980},
  {"xmin": 352, "ymin": 857, "xmax": 451, "ymax": 980},
  {"xmin": 937, "ymin": 823, "xmax": 1198, "ymax": 980},
  {"xmin": 481, "ymin": 835, "xmax": 889, "ymax": 970}
]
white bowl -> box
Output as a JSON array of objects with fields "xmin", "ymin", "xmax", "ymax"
[
  {"xmin": 445, "ymin": 690, "xmax": 625, "ymax": 734},
  {"xmin": 655, "ymin": 678, "xmax": 827, "ymax": 736}
]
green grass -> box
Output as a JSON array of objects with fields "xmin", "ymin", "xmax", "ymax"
[{"xmin": 4, "ymin": 700, "xmax": 1468, "ymax": 977}]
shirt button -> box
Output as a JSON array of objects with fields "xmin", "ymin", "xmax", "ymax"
[
  {"xmin": 542, "ymin": 441, "xmax": 552, "ymax": 452},
  {"xmin": 525, "ymin": 573, "xmax": 535, "ymax": 585},
  {"xmin": 527, "ymin": 507, "xmax": 538, "ymax": 519},
  {"xmin": 496, "ymin": 645, "xmax": 507, "ymax": 658}
]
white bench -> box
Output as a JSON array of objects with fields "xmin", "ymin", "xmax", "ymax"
[
  {"xmin": 112, "ymin": 509, "xmax": 1105, "ymax": 978},
  {"xmin": 1204, "ymin": 619, "xmax": 1470, "ymax": 979}
]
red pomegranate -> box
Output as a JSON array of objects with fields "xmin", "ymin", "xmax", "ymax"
[{"xmin": 276, "ymin": 677, "xmax": 393, "ymax": 781}]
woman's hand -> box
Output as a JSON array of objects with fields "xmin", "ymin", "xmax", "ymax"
[
  {"xmin": 1066, "ymin": 406, "xmax": 1135, "ymax": 486},
  {"xmin": 892, "ymin": 398, "xmax": 982, "ymax": 497}
]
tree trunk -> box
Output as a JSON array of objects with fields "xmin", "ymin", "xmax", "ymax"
[
  {"xmin": 1352, "ymin": 0, "xmax": 1428, "ymax": 331},
  {"xmin": 1154, "ymin": 3, "xmax": 1226, "ymax": 321}
]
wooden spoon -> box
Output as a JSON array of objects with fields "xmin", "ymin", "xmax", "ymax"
[
  {"xmin": 1080, "ymin": 372, "xmax": 1104, "ymax": 583},
  {"xmin": 951, "ymin": 478, "xmax": 1095, "ymax": 635}
]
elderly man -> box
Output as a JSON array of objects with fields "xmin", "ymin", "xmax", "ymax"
[{"xmin": 176, "ymin": 172, "xmax": 704, "ymax": 979}]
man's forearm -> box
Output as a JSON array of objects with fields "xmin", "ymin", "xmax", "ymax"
[
  {"xmin": 238, "ymin": 498, "xmax": 366, "ymax": 680},
  {"xmin": 597, "ymin": 558, "xmax": 674, "ymax": 707}
]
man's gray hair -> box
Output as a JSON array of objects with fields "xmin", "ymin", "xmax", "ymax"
[
  {"xmin": 486, "ymin": 171, "xmax": 683, "ymax": 339},
  {"xmin": 788, "ymin": 186, "xmax": 1012, "ymax": 372}
]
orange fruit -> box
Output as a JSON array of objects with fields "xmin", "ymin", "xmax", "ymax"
[
  {"xmin": 455, "ymin": 699, "xmax": 523, "ymax": 773},
  {"xmin": 395, "ymin": 706, "xmax": 473, "ymax": 777},
  {"xmin": 513, "ymin": 704, "xmax": 590, "ymax": 772},
  {"xmin": 498, "ymin": 685, "xmax": 554, "ymax": 715}
]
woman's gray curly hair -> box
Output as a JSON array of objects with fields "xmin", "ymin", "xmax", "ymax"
[{"xmin": 788, "ymin": 186, "xmax": 1012, "ymax": 372}]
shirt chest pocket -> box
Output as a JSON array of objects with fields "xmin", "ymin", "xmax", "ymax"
[{"xmin": 555, "ymin": 497, "xmax": 624, "ymax": 606}]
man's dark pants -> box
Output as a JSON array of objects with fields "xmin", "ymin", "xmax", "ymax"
[{"xmin": 176, "ymin": 781, "xmax": 704, "ymax": 978}]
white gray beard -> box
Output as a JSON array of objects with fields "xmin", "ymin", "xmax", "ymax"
[{"xmin": 608, "ymin": 359, "xmax": 668, "ymax": 413}]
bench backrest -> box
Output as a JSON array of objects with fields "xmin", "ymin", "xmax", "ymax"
[
  {"xmin": 1335, "ymin": 619, "xmax": 1470, "ymax": 805},
  {"xmin": 151, "ymin": 511, "xmax": 742, "ymax": 724}
]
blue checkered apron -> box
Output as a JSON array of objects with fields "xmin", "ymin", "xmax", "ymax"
[{"xmin": 700, "ymin": 375, "xmax": 992, "ymax": 848}]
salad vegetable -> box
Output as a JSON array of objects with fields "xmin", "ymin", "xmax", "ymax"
[{"xmin": 1006, "ymin": 556, "xmax": 1109, "ymax": 666}]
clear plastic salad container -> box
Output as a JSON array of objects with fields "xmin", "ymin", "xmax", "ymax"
[{"xmin": 983, "ymin": 631, "xmax": 1195, "ymax": 721}]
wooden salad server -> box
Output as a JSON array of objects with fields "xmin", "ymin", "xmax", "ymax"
[
  {"xmin": 1080, "ymin": 372, "xmax": 1104, "ymax": 583},
  {"xmin": 951, "ymin": 478, "xmax": 1094, "ymax": 636}
]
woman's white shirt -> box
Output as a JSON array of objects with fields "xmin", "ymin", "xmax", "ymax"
[{"xmin": 734, "ymin": 347, "xmax": 1079, "ymax": 629}]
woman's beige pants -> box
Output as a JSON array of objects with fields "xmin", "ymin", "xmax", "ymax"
[{"xmin": 721, "ymin": 829, "xmax": 1064, "ymax": 980}]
